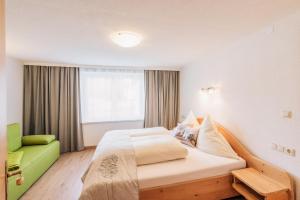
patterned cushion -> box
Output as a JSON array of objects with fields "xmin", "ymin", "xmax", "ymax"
[
  {"xmin": 170, "ymin": 123, "xmax": 190, "ymax": 137},
  {"xmin": 180, "ymin": 127, "xmax": 200, "ymax": 147},
  {"xmin": 171, "ymin": 124, "xmax": 200, "ymax": 147}
]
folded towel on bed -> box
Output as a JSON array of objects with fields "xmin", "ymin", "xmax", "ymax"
[
  {"xmin": 132, "ymin": 134, "xmax": 188, "ymax": 165},
  {"xmin": 8, "ymin": 151, "xmax": 24, "ymax": 172}
]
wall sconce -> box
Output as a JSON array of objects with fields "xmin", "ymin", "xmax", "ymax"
[{"xmin": 200, "ymin": 86, "xmax": 218, "ymax": 95}]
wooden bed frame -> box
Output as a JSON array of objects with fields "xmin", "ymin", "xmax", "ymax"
[{"xmin": 139, "ymin": 118, "xmax": 295, "ymax": 200}]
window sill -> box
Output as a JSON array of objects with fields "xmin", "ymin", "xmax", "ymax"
[{"xmin": 81, "ymin": 120, "xmax": 144, "ymax": 125}]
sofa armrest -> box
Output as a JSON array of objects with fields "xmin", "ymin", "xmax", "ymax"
[{"xmin": 22, "ymin": 135, "xmax": 56, "ymax": 145}]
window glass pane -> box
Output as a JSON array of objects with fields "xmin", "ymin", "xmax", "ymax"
[{"xmin": 80, "ymin": 68, "xmax": 145, "ymax": 123}]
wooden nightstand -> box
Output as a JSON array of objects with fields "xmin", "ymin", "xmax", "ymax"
[{"xmin": 232, "ymin": 168, "xmax": 289, "ymax": 200}]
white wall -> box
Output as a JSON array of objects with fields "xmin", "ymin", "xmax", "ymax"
[
  {"xmin": 83, "ymin": 121, "xmax": 144, "ymax": 146},
  {"xmin": 181, "ymin": 11, "xmax": 300, "ymax": 199},
  {"xmin": 6, "ymin": 57, "xmax": 23, "ymax": 128}
]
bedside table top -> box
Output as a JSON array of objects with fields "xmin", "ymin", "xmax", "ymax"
[{"xmin": 232, "ymin": 168, "xmax": 289, "ymax": 196}]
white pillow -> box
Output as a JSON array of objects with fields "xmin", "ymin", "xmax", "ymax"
[
  {"xmin": 181, "ymin": 111, "xmax": 200, "ymax": 128},
  {"xmin": 132, "ymin": 135, "xmax": 188, "ymax": 165},
  {"xmin": 196, "ymin": 116, "xmax": 239, "ymax": 159}
]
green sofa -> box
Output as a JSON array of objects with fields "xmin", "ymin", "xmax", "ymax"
[{"xmin": 7, "ymin": 123, "xmax": 60, "ymax": 200}]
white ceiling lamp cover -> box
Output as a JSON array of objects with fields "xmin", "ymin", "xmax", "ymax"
[{"xmin": 111, "ymin": 31, "xmax": 143, "ymax": 48}]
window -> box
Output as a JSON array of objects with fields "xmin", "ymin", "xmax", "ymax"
[{"xmin": 80, "ymin": 68, "xmax": 145, "ymax": 123}]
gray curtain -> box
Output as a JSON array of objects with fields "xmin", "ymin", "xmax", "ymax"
[
  {"xmin": 23, "ymin": 65, "xmax": 84, "ymax": 153},
  {"xmin": 144, "ymin": 70, "xmax": 180, "ymax": 130}
]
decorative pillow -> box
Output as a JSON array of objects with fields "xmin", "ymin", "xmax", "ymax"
[
  {"xmin": 22, "ymin": 135, "xmax": 56, "ymax": 145},
  {"xmin": 196, "ymin": 116, "xmax": 239, "ymax": 159},
  {"xmin": 170, "ymin": 123, "xmax": 190, "ymax": 138},
  {"xmin": 181, "ymin": 111, "xmax": 200, "ymax": 128},
  {"xmin": 7, "ymin": 151, "xmax": 24, "ymax": 171},
  {"xmin": 179, "ymin": 127, "xmax": 200, "ymax": 147}
]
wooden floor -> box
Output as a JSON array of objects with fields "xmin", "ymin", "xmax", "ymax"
[
  {"xmin": 20, "ymin": 149, "xmax": 95, "ymax": 200},
  {"xmin": 20, "ymin": 149, "xmax": 244, "ymax": 200}
]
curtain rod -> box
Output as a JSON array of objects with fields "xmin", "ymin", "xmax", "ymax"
[{"xmin": 23, "ymin": 61, "xmax": 181, "ymax": 71}]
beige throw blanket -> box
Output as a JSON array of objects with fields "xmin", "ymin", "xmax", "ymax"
[
  {"xmin": 80, "ymin": 127, "xmax": 170, "ymax": 200},
  {"xmin": 80, "ymin": 131, "xmax": 139, "ymax": 200}
]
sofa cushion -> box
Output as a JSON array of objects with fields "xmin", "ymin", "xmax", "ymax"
[
  {"xmin": 7, "ymin": 151, "xmax": 24, "ymax": 172},
  {"xmin": 7, "ymin": 123, "xmax": 22, "ymax": 152},
  {"xmin": 22, "ymin": 135, "xmax": 56, "ymax": 145},
  {"xmin": 15, "ymin": 141, "xmax": 59, "ymax": 170}
]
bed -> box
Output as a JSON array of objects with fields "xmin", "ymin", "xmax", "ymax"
[
  {"xmin": 138, "ymin": 146, "xmax": 246, "ymax": 189},
  {"xmin": 80, "ymin": 118, "xmax": 294, "ymax": 200}
]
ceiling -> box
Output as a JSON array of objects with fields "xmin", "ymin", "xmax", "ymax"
[{"xmin": 6, "ymin": 0, "xmax": 300, "ymax": 68}]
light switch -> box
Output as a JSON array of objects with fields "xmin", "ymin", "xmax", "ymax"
[
  {"xmin": 272, "ymin": 143, "xmax": 296, "ymax": 157},
  {"xmin": 282, "ymin": 111, "xmax": 292, "ymax": 119},
  {"xmin": 284, "ymin": 148, "xmax": 296, "ymax": 157},
  {"xmin": 277, "ymin": 145, "xmax": 285, "ymax": 152},
  {"xmin": 271, "ymin": 143, "xmax": 278, "ymax": 150}
]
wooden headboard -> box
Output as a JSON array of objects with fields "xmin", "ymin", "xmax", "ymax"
[{"xmin": 197, "ymin": 118, "xmax": 295, "ymax": 200}]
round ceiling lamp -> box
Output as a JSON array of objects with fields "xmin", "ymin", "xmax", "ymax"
[{"xmin": 111, "ymin": 31, "xmax": 143, "ymax": 48}]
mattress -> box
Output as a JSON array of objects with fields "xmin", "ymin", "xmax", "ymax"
[{"xmin": 137, "ymin": 145, "xmax": 246, "ymax": 189}]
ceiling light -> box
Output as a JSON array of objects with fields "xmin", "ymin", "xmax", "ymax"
[{"xmin": 111, "ymin": 31, "xmax": 143, "ymax": 48}]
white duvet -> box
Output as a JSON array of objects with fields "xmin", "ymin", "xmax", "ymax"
[
  {"xmin": 132, "ymin": 134, "xmax": 188, "ymax": 166},
  {"xmin": 128, "ymin": 127, "xmax": 169, "ymax": 137}
]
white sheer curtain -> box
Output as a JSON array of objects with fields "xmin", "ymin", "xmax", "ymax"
[{"xmin": 80, "ymin": 68, "xmax": 145, "ymax": 123}]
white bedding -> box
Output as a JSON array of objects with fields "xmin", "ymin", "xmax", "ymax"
[
  {"xmin": 137, "ymin": 145, "xmax": 246, "ymax": 189},
  {"xmin": 81, "ymin": 126, "xmax": 246, "ymax": 199},
  {"xmin": 132, "ymin": 134, "xmax": 188, "ymax": 165},
  {"xmin": 128, "ymin": 127, "xmax": 169, "ymax": 137}
]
